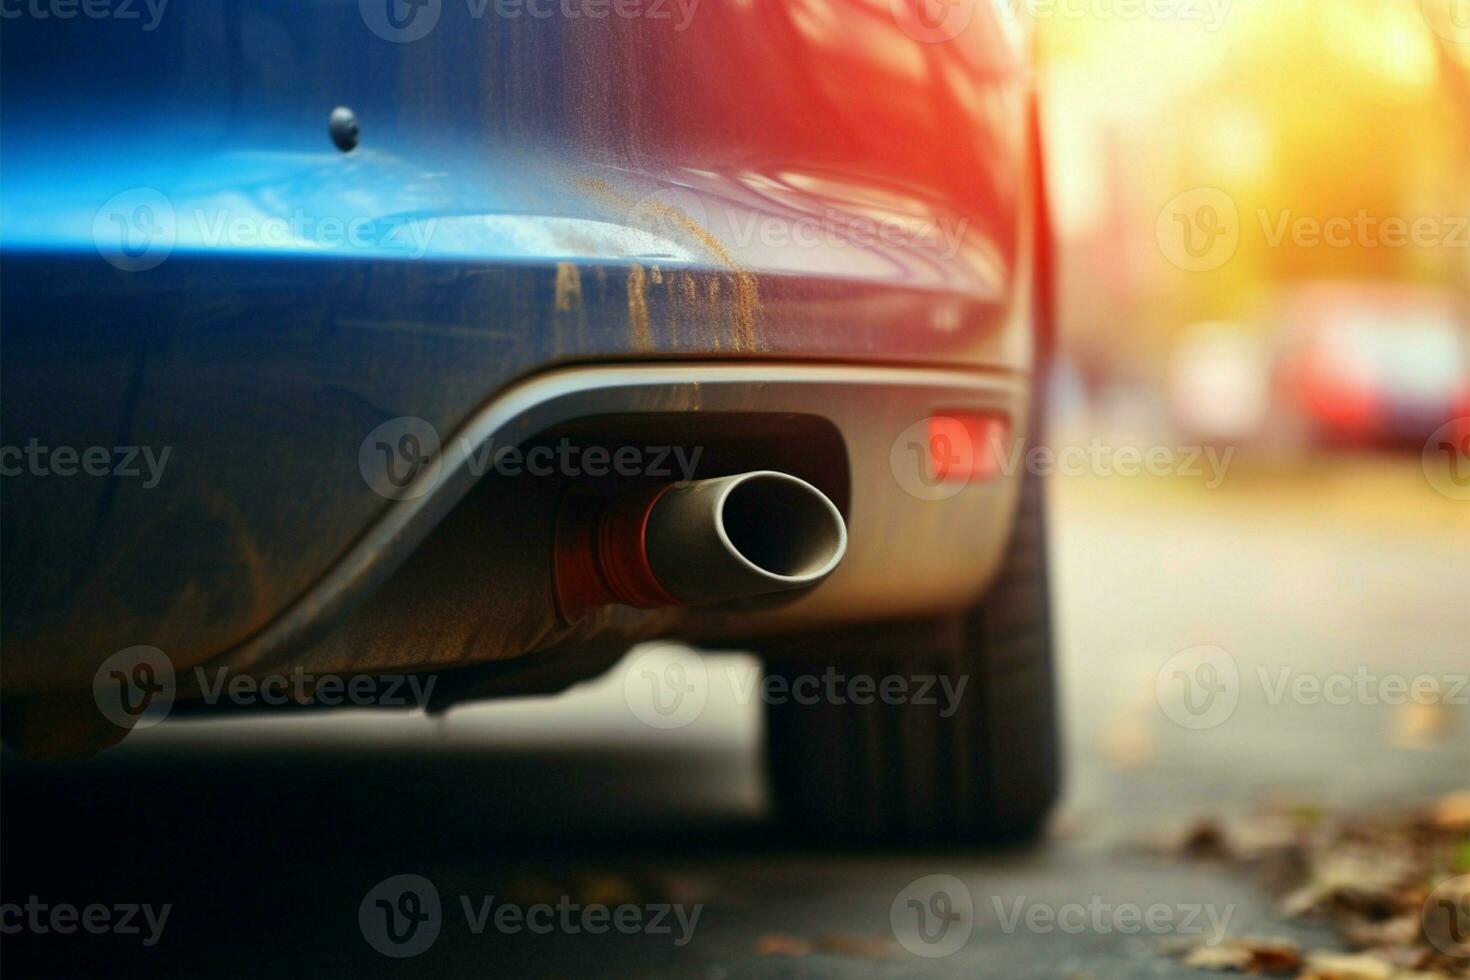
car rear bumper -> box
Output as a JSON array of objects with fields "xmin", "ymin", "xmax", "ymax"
[
  {"xmin": 216, "ymin": 359, "xmax": 1034, "ymax": 680},
  {"xmin": 1, "ymin": 356, "xmax": 1033, "ymax": 692},
  {"xmin": 1, "ymin": 0, "xmax": 1044, "ymax": 691}
]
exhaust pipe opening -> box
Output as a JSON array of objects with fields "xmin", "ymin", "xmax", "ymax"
[
  {"xmin": 555, "ymin": 470, "xmax": 848, "ymax": 617},
  {"xmin": 715, "ymin": 473, "xmax": 847, "ymax": 581}
]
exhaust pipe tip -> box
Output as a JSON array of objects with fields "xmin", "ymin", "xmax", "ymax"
[
  {"xmin": 554, "ymin": 471, "xmax": 848, "ymax": 616},
  {"xmin": 646, "ymin": 470, "xmax": 848, "ymax": 605}
]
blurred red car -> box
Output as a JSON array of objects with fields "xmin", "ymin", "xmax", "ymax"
[{"xmin": 1275, "ymin": 283, "xmax": 1470, "ymax": 448}]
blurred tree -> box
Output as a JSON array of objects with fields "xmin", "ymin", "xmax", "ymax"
[{"xmin": 1042, "ymin": 0, "xmax": 1469, "ymax": 378}]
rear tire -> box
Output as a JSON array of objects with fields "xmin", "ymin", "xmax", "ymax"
[{"xmin": 763, "ymin": 469, "xmax": 1059, "ymax": 844}]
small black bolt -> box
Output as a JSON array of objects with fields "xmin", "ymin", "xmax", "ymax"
[{"xmin": 329, "ymin": 106, "xmax": 360, "ymax": 153}]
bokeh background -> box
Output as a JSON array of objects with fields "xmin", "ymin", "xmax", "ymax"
[
  {"xmin": 1028, "ymin": 0, "xmax": 1470, "ymax": 830},
  {"xmin": 1039, "ymin": 0, "xmax": 1468, "ymax": 455}
]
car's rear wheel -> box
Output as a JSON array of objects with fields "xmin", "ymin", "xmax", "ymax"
[{"xmin": 762, "ymin": 467, "xmax": 1059, "ymax": 844}]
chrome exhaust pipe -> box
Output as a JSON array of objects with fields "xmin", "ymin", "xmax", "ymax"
[
  {"xmin": 645, "ymin": 470, "xmax": 848, "ymax": 604},
  {"xmin": 555, "ymin": 471, "xmax": 848, "ymax": 616}
]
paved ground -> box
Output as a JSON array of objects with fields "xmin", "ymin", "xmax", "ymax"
[{"xmin": 3, "ymin": 457, "xmax": 1467, "ymax": 977}]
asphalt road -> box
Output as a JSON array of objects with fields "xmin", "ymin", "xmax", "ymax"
[{"xmin": 3, "ymin": 459, "xmax": 1467, "ymax": 977}]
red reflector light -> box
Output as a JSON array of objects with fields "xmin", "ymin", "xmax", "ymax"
[{"xmin": 927, "ymin": 412, "xmax": 1011, "ymax": 484}]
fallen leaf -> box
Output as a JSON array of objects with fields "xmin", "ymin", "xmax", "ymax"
[
  {"xmin": 1430, "ymin": 792, "xmax": 1470, "ymax": 833},
  {"xmin": 1176, "ymin": 937, "xmax": 1302, "ymax": 973},
  {"xmin": 1281, "ymin": 849, "xmax": 1414, "ymax": 918},
  {"xmin": 1181, "ymin": 818, "xmax": 1233, "ymax": 860},
  {"xmin": 1299, "ymin": 951, "xmax": 1397, "ymax": 980},
  {"xmin": 1183, "ymin": 943, "xmax": 1254, "ymax": 970},
  {"xmin": 1342, "ymin": 913, "xmax": 1423, "ymax": 951},
  {"xmin": 1157, "ymin": 803, "xmax": 1470, "ymax": 979}
]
